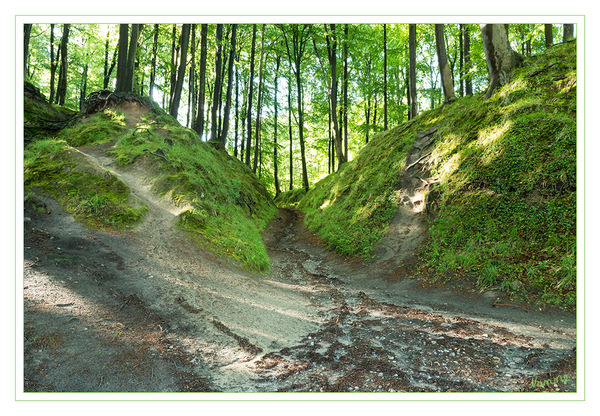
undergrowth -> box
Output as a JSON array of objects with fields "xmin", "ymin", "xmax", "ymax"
[
  {"xmin": 299, "ymin": 42, "xmax": 576, "ymax": 309},
  {"xmin": 57, "ymin": 109, "xmax": 126, "ymax": 147},
  {"xmin": 274, "ymin": 188, "xmax": 307, "ymax": 208}
]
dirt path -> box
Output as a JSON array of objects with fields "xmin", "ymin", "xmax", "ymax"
[{"xmin": 23, "ymin": 114, "xmax": 576, "ymax": 393}]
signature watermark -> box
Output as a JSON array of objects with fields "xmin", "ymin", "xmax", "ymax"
[{"xmin": 530, "ymin": 374, "xmax": 572, "ymax": 389}]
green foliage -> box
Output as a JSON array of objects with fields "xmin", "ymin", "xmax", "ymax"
[
  {"xmin": 58, "ymin": 109, "xmax": 126, "ymax": 147},
  {"xmin": 113, "ymin": 112, "xmax": 277, "ymax": 272},
  {"xmin": 24, "ymin": 138, "xmax": 147, "ymax": 230},
  {"xmin": 300, "ymin": 42, "xmax": 577, "ymax": 309}
]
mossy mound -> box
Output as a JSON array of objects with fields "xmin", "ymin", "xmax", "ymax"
[
  {"xmin": 111, "ymin": 110, "xmax": 277, "ymax": 272},
  {"xmin": 299, "ymin": 42, "xmax": 576, "ymax": 309},
  {"xmin": 24, "ymin": 82, "xmax": 76, "ymax": 144},
  {"xmin": 274, "ymin": 188, "xmax": 307, "ymax": 208},
  {"xmin": 24, "ymin": 138, "xmax": 147, "ymax": 230},
  {"xmin": 57, "ymin": 109, "xmax": 127, "ymax": 147}
]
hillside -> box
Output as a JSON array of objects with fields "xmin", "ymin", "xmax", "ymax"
[
  {"xmin": 24, "ymin": 91, "xmax": 276, "ymax": 272},
  {"xmin": 298, "ymin": 41, "xmax": 576, "ymax": 309}
]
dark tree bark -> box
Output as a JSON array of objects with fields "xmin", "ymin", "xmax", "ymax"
[
  {"xmin": 79, "ymin": 62, "xmax": 88, "ymax": 110},
  {"xmin": 408, "ymin": 24, "xmax": 418, "ymax": 119},
  {"xmin": 244, "ymin": 24, "xmax": 257, "ymax": 167},
  {"xmin": 323, "ymin": 24, "xmax": 345, "ymax": 168},
  {"xmin": 365, "ymin": 97, "xmax": 371, "ymax": 144},
  {"xmin": 194, "ymin": 24, "xmax": 208, "ymax": 139},
  {"xmin": 149, "ymin": 24, "xmax": 159, "ymax": 98},
  {"xmin": 480, "ymin": 24, "xmax": 521, "ymax": 99},
  {"xmin": 170, "ymin": 24, "xmax": 190, "ymax": 119},
  {"xmin": 563, "ymin": 24, "xmax": 574, "ymax": 41},
  {"xmin": 273, "ymin": 56, "xmax": 281, "ymax": 196},
  {"xmin": 435, "ymin": 24, "xmax": 456, "ymax": 103},
  {"xmin": 124, "ymin": 24, "xmax": 140, "ymax": 93},
  {"xmin": 234, "ymin": 68, "xmax": 239, "ymax": 158},
  {"xmin": 209, "ymin": 24, "xmax": 224, "ymax": 142},
  {"xmin": 383, "ymin": 23, "xmax": 388, "ymax": 130},
  {"xmin": 115, "ymin": 24, "xmax": 129, "ymax": 93},
  {"xmin": 56, "ymin": 24, "xmax": 70, "ymax": 106},
  {"xmin": 169, "ymin": 25, "xmax": 178, "ymax": 109},
  {"xmin": 545, "ymin": 24, "xmax": 553, "ymax": 48},
  {"xmin": 464, "ymin": 24, "xmax": 473, "ymax": 96},
  {"xmin": 253, "ymin": 25, "xmax": 266, "ymax": 173},
  {"xmin": 103, "ymin": 28, "xmax": 110, "ymax": 88},
  {"xmin": 187, "ymin": 24, "xmax": 196, "ymax": 128},
  {"xmin": 219, "ymin": 24, "xmax": 237, "ymax": 150},
  {"xmin": 459, "ymin": 24, "xmax": 464, "ymax": 97},
  {"xmin": 24, "ymin": 24, "xmax": 32, "ymax": 77},
  {"xmin": 49, "ymin": 24, "xmax": 57, "ymax": 103},
  {"xmin": 287, "ymin": 72, "xmax": 294, "ymax": 191}
]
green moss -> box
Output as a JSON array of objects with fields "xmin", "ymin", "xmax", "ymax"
[
  {"xmin": 112, "ymin": 112, "xmax": 277, "ymax": 272},
  {"xmin": 274, "ymin": 188, "xmax": 307, "ymax": 208},
  {"xmin": 58, "ymin": 109, "xmax": 126, "ymax": 147},
  {"xmin": 24, "ymin": 139, "xmax": 147, "ymax": 230},
  {"xmin": 299, "ymin": 41, "xmax": 577, "ymax": 309}
]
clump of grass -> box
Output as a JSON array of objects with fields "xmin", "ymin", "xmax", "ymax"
[
  {"xmin": 24, "ymin": 138, "xmax": 146, "ymax": 230},
  {"xmin": 58, "ymin": 109, "xmax": 126, "ymax": 147},
  {"xmin": 274, "ymin": 188, "xmax": 307, "ymax": 208},
  {"xmin": 112, "ymin": 111, "xmax": 277, "ymax": 272}
]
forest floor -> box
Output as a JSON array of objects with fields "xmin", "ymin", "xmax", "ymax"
[{"xmin": 23, "ymin": 108, "xmax": 576, "ymax": 393}]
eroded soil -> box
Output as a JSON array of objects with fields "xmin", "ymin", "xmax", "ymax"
[{"xmin": 23, "ymin": 111, "xmax": 576, "ymax": 394}]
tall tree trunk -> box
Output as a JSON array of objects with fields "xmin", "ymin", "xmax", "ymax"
[
  {"xmin": 408, "ymin": 24, "xmax": 418, "ymax": 119},
  {"xmin": 170, "ymin": 24, "xmax": 190, "ymax": 119},
  {"xmin": 343, "ymin": 24, "xmax": 349, "ymax": 160},
  {"xmin": 245, "ymin": 24, "xmax": 257, "ymax": 167},
  {"xmin": 79, "ymin": 62, "xmax": 88, "ymax": 109},
  {"xmin": 253, "ymin": 25, "xmax": 266, "ymax": 173},
  {"xmin": 194, "ymin": 24, "xmax": 208, "ymax": 139},
  {"xmin": 325, "ymin": 24, "xmax": 345, "ymax": 168},
  {"xmin": 124, "ymin": 24, "xmax": 140, "ymax": 92},
  {"xmin": 169, "ymin": 24, "xmax": 178, "ymax": 109},
  {"xmin": 49, "ymin": 24, "xmax": 56, "ymax": 103},
  {"xmin": 219, "ymin": 24, "xmax": 237, "ymax": 150},
  {"xmin": 480, "ymin": 24, "xmax": 520, "ymax": 99},
  {"xmin": 563, "ymin": 24, "xmax": 574, "ymax": 41},
  {"xmin": 296, "ymin": 68, "xmax": 309, "ymax": 191},
  {"xmin": 545, "ymin": 24, "xmax": 553, "ymax": 48},
  {"xmin": 459, "ymin": 24, "xmax": 464, "ymax": 97},
  {"xmin": 103, "ymin": 28, "xmax": 110, "ymax": 88},
  {"xmin": 56, "ymin": 24, "xmax": 70, "ymax": 106},
  {"xmin": 288, "ymin": 73, "xmax": 294, "ymax": 191},
  {"xmin": 115, "ymin": 24, "xmax": 129, "ymax": 93},
  {"xmin": 435, "ymin": 24, "xmax": 456, "ymax": 103},
  {"xmin": 234, "ymin": 69, "xmax": 239, "ymax": 158},
  {"xmin": 187, "ymin": 24, "xmax": 196, "ymax": 128},
  {"xmin": 383, "ymin": 23, "xmax": 388, "ymax": 130},
  {"xmin": 149, "ymin": 24, "xmax": 159, "ymax": 98},
  {"xmin": 24, "ymin": 24, "xmax": 32, "ymax": 78},
  {"xmin": 464, "ymin": 24, "xmax": 473, "ymax": 96},
  {"xmin": 209, "ymin": 24, "xmax": 224, "ymax": 142},
  {"xmin": 365, "ymin": 97, "xmax": 371, "ymax": 144},
  {"xmin": 405, "ymin": 67, "xmax": 410, "ymax": 120},
  {"xmin": 273, "ymin": 56, "xmax": 281, "ymax": 196}
]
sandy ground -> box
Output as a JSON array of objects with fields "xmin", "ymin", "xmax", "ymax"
[{"xmin": 22, "ymin": 107, "xmax": 576, "ymax": 393}]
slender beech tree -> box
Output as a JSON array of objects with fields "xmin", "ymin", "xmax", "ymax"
[
  {"xmin": 170, "ymin": 24, "xmax": 190, "ymax": 119},
  {"xmin": 149, "ymin": 24, "xmax": 159, "ymax": 98},
  {"xmin": 169, "ymin": 25, "xmax": 178, "ymax": 107},
  {"xmin": 219, "ymin": 24, "xmax": 237, "ymax": 150},
  {"xmin": 103, "ymin": 27, "xmax": 117, "ymax": 89},
  {"xmin": 187, "ymin": 24, "xmax": 196, "ymax": 128},
  {"xmin": 343, "ymin": 24, "xmax": 349, "ymax": 159},
  {"xmin": 459, "ymin": 24, "xmax": 464, "ymax": 97},
  {"xmin": 49, "ymin": 24, "xmax": 57, "ymax": 103},
  {"xmin": 408, "ymin": 24, "xmax": 418, "ymax": 119},
  {"xmin": 56, "ymin": 24, "xmax": 70, "ymax": 105},
  {"xmin": 244, "ymin": 24, "xmax": 257, "ymax": 166},
  {"xmin": 115, "ymin": 24, "xmax": 129, "ymax": 93},
  {"xmin": 545, "ymin": 24, "xmax": 553, "ymax": 48},
  {"xmin": 194, "ymin": 24, "xmax": 208, "ymax": 139},
  {"xmin": 24, "ymin": 24, "xmax": 32, "ymax": 77},
  {"xmin": 383, "ymin": 23, "xmax": 388, "ymax": 130},
  {"xmin": 287, "ymin": 70, "xmax": 294, "ymax": 191},
  {"xmin": 209, "ymin": 24, "xmax": 224, "ymax": 142},
  {"xmin": 435, "ymin": 24, "xmax": 456, "ymax": 103},
  {"xmin": 124, "ymin": 24, "xmax": 140, "ymax": 92},
  {"xmin": 480, "ymin": 24, "xmax": 521, "ymax": 99},
  {"xmin": 322, "ymin": 24, "xmax": 346, "ymax": 168},
  {"xmin": 273, "ymin": 56, "xmax": 281, "ymax": 196},
  {"xmin": 234, "ymin": 69, "xmax": 240, "ymax": 158},
  {"xmin": 253, "ymin": 25, "xmax": 266, "ymax": 173},
  {"xmin": 464, "ymin": 24, "xmax": 473, "ymax": 96}
]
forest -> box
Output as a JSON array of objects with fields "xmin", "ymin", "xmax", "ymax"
[{"xmin": 23, "ymin": 22, "xmax": 577, "ymax": 393}]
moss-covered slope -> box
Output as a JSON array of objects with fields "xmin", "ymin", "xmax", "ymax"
[{"xmin": 299, "ymin": 42, "xmax": 576, "ymax": 308}]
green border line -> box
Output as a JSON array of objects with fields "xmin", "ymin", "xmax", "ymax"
[{"xmin": 16, "ymin": 15, "xmax": 585, "ymax": 402}]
